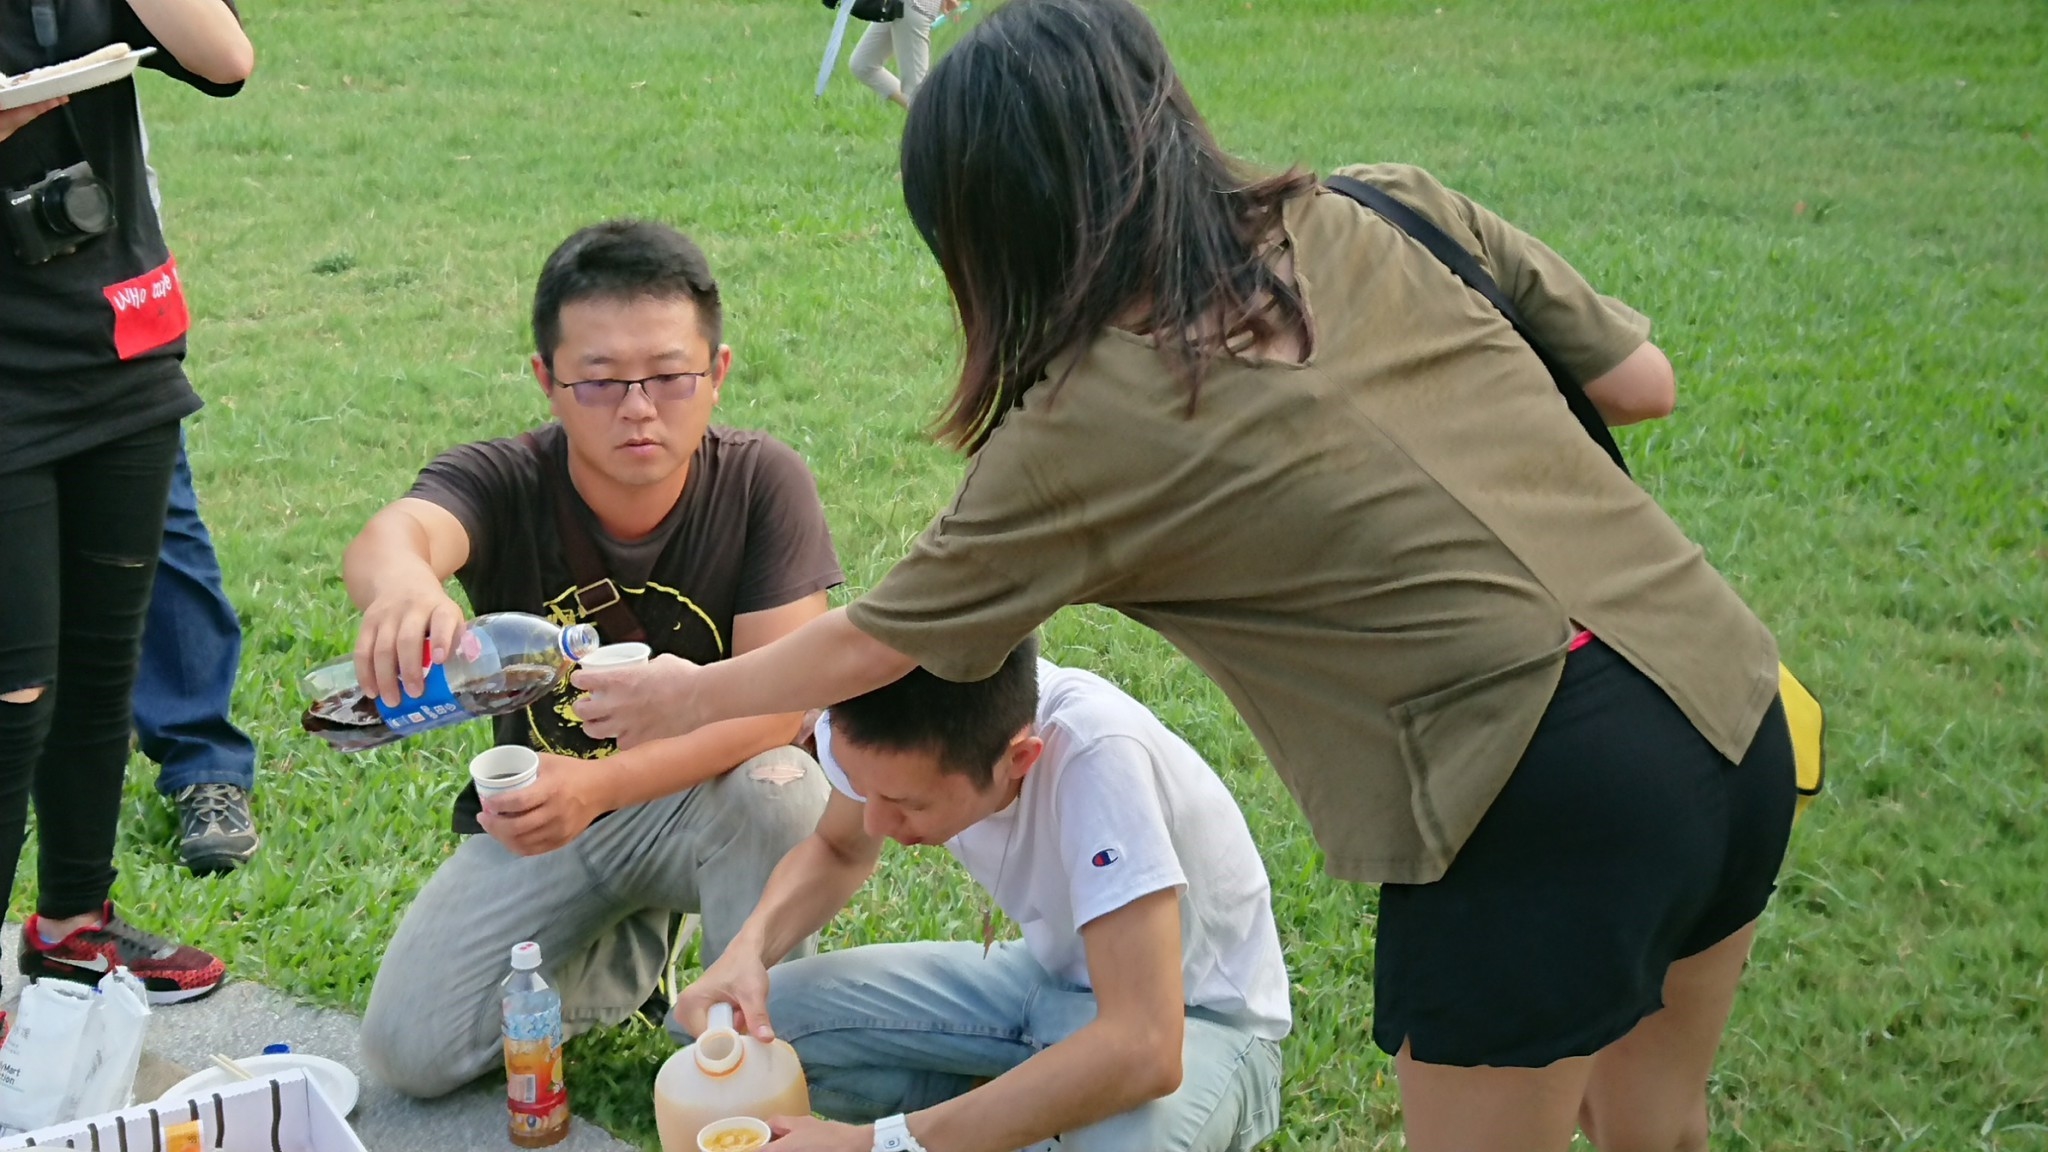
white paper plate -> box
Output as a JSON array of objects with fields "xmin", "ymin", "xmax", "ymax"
[
  {"xmin": 157, "ymin": 1053, "xmax": 360, "ymax": 1117},
  {"xmin": 0, "ymin": 46, "xmax": 155, "ymax": 110}
]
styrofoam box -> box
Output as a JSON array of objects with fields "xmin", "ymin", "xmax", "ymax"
[{"xmin": 0, "ymin": 1069, "xmax": 365, "ymax": 1152}]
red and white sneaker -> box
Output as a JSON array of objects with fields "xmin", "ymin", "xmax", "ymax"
[{"xmin": 19, "ymin": 904, "xmax": 225, "ymax": 1005}]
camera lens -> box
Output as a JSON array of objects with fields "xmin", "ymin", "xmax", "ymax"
[{"xmin": 45, "ymin": 171, "xmax": 113, "ymax": 237}]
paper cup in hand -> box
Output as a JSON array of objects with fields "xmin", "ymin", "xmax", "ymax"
[
  {"xmin": 470, "ymin": 745, "xmax": 539, "ymax": 800},
  {"xmin": 579, "ymin": 641, "xmax": 651, "ymax": 668},
  {"xmin": 697, "ymin": 1116, "xmax": 771, "ymax": 1152}
]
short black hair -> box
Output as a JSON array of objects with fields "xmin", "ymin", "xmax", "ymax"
[
  {"xmin": 531, "ymin": 219, "xmax": 723, "ymax": 367},
  {"xmin": 830, "ymin": 637, "xmax": 1041, "ymax": 789}
]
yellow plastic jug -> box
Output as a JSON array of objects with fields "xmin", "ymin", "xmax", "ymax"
[{"xmin": 654, "ymin": 1003, "xmax": 811, "ymax": 1152}]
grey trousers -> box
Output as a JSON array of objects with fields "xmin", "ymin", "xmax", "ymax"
[{"xmin": 360, "ymin": 746, "xmax": 828, "ymax": 1098}]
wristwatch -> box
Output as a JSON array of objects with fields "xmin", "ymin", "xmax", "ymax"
[{"xmin": 872, "ymin": 1114, "xmax": 928, "ymax": 1152}]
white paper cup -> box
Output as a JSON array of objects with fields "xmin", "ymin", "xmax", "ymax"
[
  {"xmin": 696, "ymin": 1116, "xmax": 771, "ymax": 1152},
  {"xmin": 469, "ymin": 745, "xmax": 539, "ymax": 799},
  {"xmin": 579, "ymin": 642, "xmax": 651, "ymax": 668}
]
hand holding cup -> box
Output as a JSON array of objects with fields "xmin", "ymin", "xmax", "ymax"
[{"xmin": 573, "ymin": 652, "xmax": 706, "ymax": 749}]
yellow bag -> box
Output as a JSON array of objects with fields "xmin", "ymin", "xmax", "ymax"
[{"xmin": 1778, "ymin": 663, "xmax": 1825, "ymax": 820}]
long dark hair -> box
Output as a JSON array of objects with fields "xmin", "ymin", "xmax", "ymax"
[{"xmin": 902, "ymin": 0, "xmax": 1315, "ymax": 453}]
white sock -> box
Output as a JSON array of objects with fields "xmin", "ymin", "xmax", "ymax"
[{"xmin": 34, "ymin": 915, "xmax": 96, "ymax": 946}]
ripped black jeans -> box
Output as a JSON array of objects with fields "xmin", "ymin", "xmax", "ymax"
[{"xmin": 0, "ymin": 419, "xmax": 179, "ymax": 919}]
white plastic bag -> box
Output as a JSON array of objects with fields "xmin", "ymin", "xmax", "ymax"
[
  {"xmin": 0, "ymin": 969, "xmax": 153, "ymax": 1134},
  {"xmin": 71, "ymin": 969, "xmax": 152, "ymax": 1117},
  {"xmin": 0, "ymin": 978, "xmax": 96, "ymax": 1132}
]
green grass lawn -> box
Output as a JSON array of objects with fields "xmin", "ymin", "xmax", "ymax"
[{"xmin": 10, "ymin": 0, "xmax": 2044, "ymax": 1147}]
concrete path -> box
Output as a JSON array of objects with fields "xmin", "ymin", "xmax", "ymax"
[{"xmin": 2, "ymin": 925, "xmax": 640, "ymax": 1152}]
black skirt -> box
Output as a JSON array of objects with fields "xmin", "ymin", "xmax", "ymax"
[{"xmin": 1372, "ymin": 636, "xmax": 1797, "ymax": 1068}]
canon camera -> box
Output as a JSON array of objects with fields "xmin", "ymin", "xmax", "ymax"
[{"xmin": 4, "ymin": 160, "xmax": 115, "ymax": 265}]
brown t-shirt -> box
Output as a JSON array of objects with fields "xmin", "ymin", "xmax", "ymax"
[
  {"xmin": 410, "ymin": 422, "xmax": 843, "ymax": 831},
  {"xmin": 846, "ymin": 163, "xmax": 1779, "ymax": 885}
]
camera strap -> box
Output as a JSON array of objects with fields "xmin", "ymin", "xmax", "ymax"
[
  {"xmin": 29, "ymin": 0, "xmax": 99, "ymax": 162},
  {"xmin": 519, "ymin": 430, "xmax": 650, "ymax": 646}
]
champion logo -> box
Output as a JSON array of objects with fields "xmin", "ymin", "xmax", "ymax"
[{"xmin": 1090, "ymin": 848, "xmax": 1121, "ymax": 868}]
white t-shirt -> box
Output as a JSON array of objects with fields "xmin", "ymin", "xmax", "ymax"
[{"xmin": 816, "ymin": 660, "xmax": 1292, "ymax": 1041}]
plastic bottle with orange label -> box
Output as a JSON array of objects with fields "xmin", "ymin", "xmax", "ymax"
[{"xmin": 502, "ymin": 941, "xmax": 570, "ymax": 1148}]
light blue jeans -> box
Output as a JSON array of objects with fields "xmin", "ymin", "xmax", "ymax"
[{"xmin": 742, "ymin": 940, "xmax": 1283, "ymax": 1152}]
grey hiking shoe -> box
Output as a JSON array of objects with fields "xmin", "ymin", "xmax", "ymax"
[{"xmin": 175, "ymin": 783, "xmax": 260, "ymax": 875}]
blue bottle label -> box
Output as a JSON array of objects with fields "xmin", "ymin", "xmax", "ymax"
[{"xmin": 373, "ymin": 664, "xmax": 474, "ymax": 735}]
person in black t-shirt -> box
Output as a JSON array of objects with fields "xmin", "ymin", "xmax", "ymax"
[
  {"xmin": 1, "ymin": 0, "xmax": 252, "ymax": 1009},
  {"xmin": 348, "ymin": 220, "xmax": 839, "ymax": 1098}
]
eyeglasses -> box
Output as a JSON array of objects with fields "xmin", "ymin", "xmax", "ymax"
[{"xmin": 550, "ymin": 369, "xmax": 710, "ymax": 408}]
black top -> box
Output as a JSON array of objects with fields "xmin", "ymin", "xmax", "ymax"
[
  {"xmin": 408, "ymin": 422, "xmax": 845, "ymax": 832},
  {"xmin": 0, "ymin": 0, "xmax": 242, "ymax": 473}
]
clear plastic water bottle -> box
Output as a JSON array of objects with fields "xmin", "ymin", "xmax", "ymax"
[
  {"xmin": 299, "ymin": 612, "xmax": 600, "ymax": 752},
  {"xmin": 501, "ymin": 941, "xmax": 571, "ymax": 1148}
]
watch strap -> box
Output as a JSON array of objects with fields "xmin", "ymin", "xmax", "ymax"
[{"xmin": 873, "ymin": 1114, "xmax": 927, "ymax": 1152}]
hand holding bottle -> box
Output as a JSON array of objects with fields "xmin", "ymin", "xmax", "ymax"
[
  {"xmin": 304, "ymin": 613, "xmax": 599, "ymax": 753},
  {"xmin": 353, "ymin": 578, "xmax": 469, "ymax": 707},
  {"xmin": 675, "ymin": 951, "xmax": 776, "ymax": 1043}
]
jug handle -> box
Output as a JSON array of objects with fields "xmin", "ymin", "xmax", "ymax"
[{"xmin": 696, "ymin": 1002, "xmax": 745, "ymax": 1075}]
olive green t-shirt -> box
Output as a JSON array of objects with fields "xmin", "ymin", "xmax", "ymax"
[{"xmin": 847, "ymin": 164, "xmax": 1780, "ymax": 884}]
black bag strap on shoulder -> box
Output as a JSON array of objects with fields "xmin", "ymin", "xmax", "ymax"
[
  {"xmin": 1322, "ymin": 173, "xmax": 1630, "ymax": 477},
  {"xmin": 519, "ymin": 431, "xmax": 648, "ymax": 645}
]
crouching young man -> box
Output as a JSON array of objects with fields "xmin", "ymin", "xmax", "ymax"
[
  {"xmin": 671, "ymin": 639, "xmax": 1289, "ymax": 1152},
  {"xmin": 349, "ymin": 220, "xmax": 838, "ymax": 1095}
]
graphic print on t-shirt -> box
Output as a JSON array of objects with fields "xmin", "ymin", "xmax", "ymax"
[
  {"xmin": 102, "ymin": 254, "xmax": 190, "ymax": 360},
  {"xmin": 524, "ymin": 581, "xmax": 726, "ymax": 758}
]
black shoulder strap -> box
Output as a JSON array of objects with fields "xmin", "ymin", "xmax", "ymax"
[
  {"xmin": 1323, "ymin": 173, "xmax": 1630, "ymax": 476},
  {"xmin": 518, "ymin": 431, "xmax": 648, "ymax": 645}
]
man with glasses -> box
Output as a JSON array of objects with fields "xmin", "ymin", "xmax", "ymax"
[{"xmin": 346, "ymin": 219, "xmax": 839, "ymax": 1097}]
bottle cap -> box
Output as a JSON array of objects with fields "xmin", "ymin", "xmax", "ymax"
[
  {"xmin": 510, "ymin": 941, "xmax": 543, "ymax": 971},
  {"xmin": 559, "ymin": 624, "xmax": 600, "ymax": 662},
  {"xmin": 262, "ymin": 1043, "xmax": 292, "ymax": 1055}
]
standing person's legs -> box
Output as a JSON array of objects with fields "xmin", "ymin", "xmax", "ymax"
[
  {"xmin": 1394, "ymin": 928, "xmax": 1762, "ymax": 1152},
  {"xmin": 1377, "ymin": 641, "xmax": 1797, "ymax": 1152},
  {"xmin": 888, "ymin": 1, "xmax": 938, "ymax": 105},
  {"xmin": 1577, "ymin": 921, "xmax": 1759, "ymax": 1151},
  {"xmin": 1576, "ymin": 702, "xmax": 1796, "ymax": 1151},
  {"xmin": 848, "ymin": 20, "xmax": 902, "ymax": 104},
  {"xmin": 135, "ymin": 430, "xmax": 259, "ymax": 874},
  {"xmin": 0, "ymin": 461, "xmax": 63, "ymax": 925},
  {"xmin": 33, "ymin": 421, "xmax": 182, "ymax": 920},
  {"xmin": 1395, "ymin": 1048, "xmax": 1592, "ymax": 1151}
]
